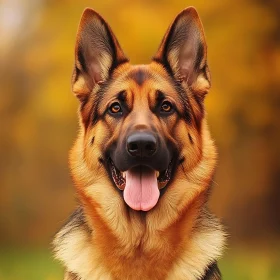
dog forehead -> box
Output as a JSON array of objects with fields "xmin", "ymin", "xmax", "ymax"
[
  {"xmin": 127, "ymin": 66, "xmax": 152, "ymax": 86},
  {"xmin": 99, "ymin": 63, "xmax": 185, "ymax": 113},
  {"xmin": 126, "ymin": 64, "xmax": 171, "ymax": 87},
  {"xmin": 110, "ymin": 64, "xmax": 179, "ymax": 98}
]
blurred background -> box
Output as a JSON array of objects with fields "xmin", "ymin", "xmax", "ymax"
[{"xmin": 0, "ymin": 0, "xmax": 280, "ymax": 279}]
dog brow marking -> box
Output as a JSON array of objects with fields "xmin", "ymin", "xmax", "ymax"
[
  {"xmin": 156, "ymin": 90, "xmax": 165, "ymax": 102},
  {"xmin": 117, "ymin": 90, "xmax": 127, "ymax": 102},
  {"xmin": 129, "ymin": 68, "xmax": 150, "ymax": 86}
]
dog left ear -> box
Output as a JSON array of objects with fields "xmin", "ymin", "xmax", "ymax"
[
  {"xmin": 153, "ymin": 7, "xmax": 210, "ymax": 97},
  {"xmin": 72, "ymin": 8, "xmax": 128, "ymax": 102}
]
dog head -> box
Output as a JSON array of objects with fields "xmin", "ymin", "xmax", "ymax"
[{"xmin": 70, "ymin": 7, "xmax": 215, "ymax": 212}]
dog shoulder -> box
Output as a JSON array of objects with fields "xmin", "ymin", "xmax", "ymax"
[
  {"xmin": 194, "ymin": 209, "xmax": 225, "ymax": 280},
  {"xmin": 166, "ymin": 208, "xmax": 226, "ymax": 280},
  {"xmin": 53, "ymin": 207, "xmax": 92, "ymax": 275},
  {"xmin": 53, "ymin": 207, "xmax": 90, "ymax": 250}
]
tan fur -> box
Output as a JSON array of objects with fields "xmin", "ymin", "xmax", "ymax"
[{"xmin": 53, "ymin": 7, "xmax": 226, "ymax": 280}]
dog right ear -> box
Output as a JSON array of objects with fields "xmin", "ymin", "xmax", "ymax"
[
  {"xmin": 153, "ymin": 7, "xmax": 210, "ymax": 98},
  {"xmin": 72, "ymin": 8, "xmax": 128, "ymax": 102}
]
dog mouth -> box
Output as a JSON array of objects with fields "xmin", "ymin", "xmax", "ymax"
[{"xmin": 109, "ymin": 159, "xmax": 173, "ymax": 211}]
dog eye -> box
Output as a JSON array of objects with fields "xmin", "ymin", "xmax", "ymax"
[
  {"xmin": 160, "ymin": 101, "xmax": 173, "ymax": 113},
  {"xmin": 109, "ymin": 102, "xmax": 122, "ymax": 114}
]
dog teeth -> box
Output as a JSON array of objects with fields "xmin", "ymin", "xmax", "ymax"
[
  {"xmin": 156, "ymin": 171, "xmax": 160, "ymax": 178},
  {"xmin": 158, "ymin": 181, "xmax": 167, "ymax": 189},
  {"xmin": 122, "ymin": 172, "xmax": 126, "ymax": 178}
]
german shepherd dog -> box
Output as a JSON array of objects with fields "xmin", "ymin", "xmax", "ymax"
[{"xmin": 53, "ymin": 6, "xmax": 226, "ymax": 280}]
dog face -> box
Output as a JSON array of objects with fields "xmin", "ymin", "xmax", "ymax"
[{"xmin": 70, "ymin": 7, "xmax": 212, "ymax": 212}]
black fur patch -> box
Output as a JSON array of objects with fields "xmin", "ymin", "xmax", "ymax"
[
  {"xmin": 64, "ymin": 271, "xmax": 81, "ymax": 280},
  {"xmin": 92, "ymin": 108, "xmax": 99, "ymax": 125},
  {"xmin": 179, "ymin": 157, "xmax": 185, "ymax": 164},
  {"xmin": 188, "ymin": 133, "xmax": 193, "ymax": 144},
  {"xmin": 156, "ymin": 90, "xmax": 165, "ymax": 102},
  {"xmin": 200, "ymin": 262, "xmax": 221, "ymax": 280},
  {"xmin": 174, "ymin": 81, "xmax": 192, "ymax": 124},
  {"xmin": 53, "ymin": 207, "xmax": 90, "ymax": 250},
  {"xmin": 129, "ymin": 69, "xmax": 150, "ymax": 85},
  {"xmin": 117, "ymin": 90, "xmax": 127, "ymax": 102}
]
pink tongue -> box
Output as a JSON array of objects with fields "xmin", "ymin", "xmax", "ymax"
[{"xmin": 123, "ymin": 166, "xmax": 160, "ymax": 211}]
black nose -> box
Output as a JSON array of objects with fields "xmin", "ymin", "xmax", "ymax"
[{"xmin": 127, "ymin": 132, "xmax": 157, "ymax": 157}]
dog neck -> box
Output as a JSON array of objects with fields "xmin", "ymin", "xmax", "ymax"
[{"xmin": 54, "ymin": 200, "xmax": 225, "ymax": 280}]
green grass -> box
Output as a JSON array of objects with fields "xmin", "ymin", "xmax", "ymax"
[
  {"xmin": 0, "ymin": 248, "xmax": 63, "ymax": 280},
  {"xmin": 0, "ymin": 247, "xmax": 279, "ymax": 280},
  {"xmin": 219, "ymin": 248, "xmax": 280, "ymax": 280}
]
